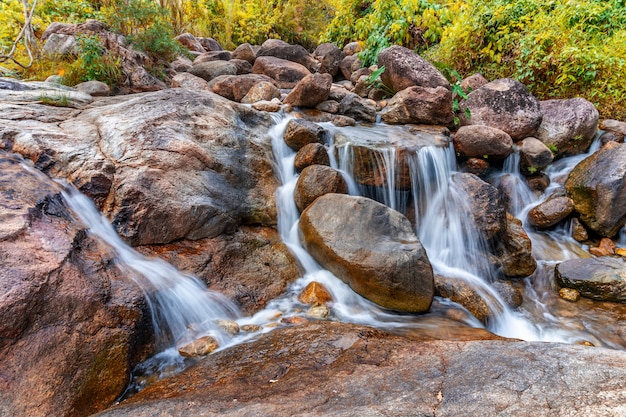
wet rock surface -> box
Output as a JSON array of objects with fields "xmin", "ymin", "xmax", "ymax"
[
  {"xmin": 528, "ymin": 196, "xmax": 575, "ymax": 229},
  {"xmin": 299, "ymin": 194, "xmax": 434, "ymax": 312},
  {"xmin": 94, "ymin": 321, "xmax": 626, "ymax": 417},
  {"xmin": 556, "ymin": 257, "xmax": 626, "ymax": 303},
  {"xmin": 0, "ymin": 152, "xmax": 151, "ymax": 417},
  {"xmin": 294, "ymin": 165, "xmax": 348, "ymax": 212},
  {"xmin": 565, "ymin": 142, "xmax": 626, "ymax": 237}
]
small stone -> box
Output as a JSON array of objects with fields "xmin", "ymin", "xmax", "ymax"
[
  {"xmin": 559, "ymin": 287, "xmax": 581, "ymax": 302},
  {"xmin": 305, "ymin": 305, "xmax": 330, "ymax": 319},
  {"xmin": 298, "ymin": 281, "xmax": 333, "ymax": 306},
  {"xmin": 571, "ymin": 218, "xmax": 589, "ymax": 242},
  {"xmin": 241, "ymin": 324, "xmax": 263, "ymax": 333},
  {"xmin": 281, "ymin": 316, "xmax": 309, "ymax": 325},
  {"xmin": 576, "ymin": 340, "xmax": 595, "ymax": 347},
  {"xmin": 252, "ymin": 100, "xmax": 281, "ymax": 112},
  {"xmin": 215, "ymin": 319, "xmax": 240, "ymax": 335},
  {"xmin": 617, "ymin": 248, "xmax": 626, "ymax": 258},
  {"xmin": 283, "ymin": 118, "xmax": 327, "ymax": 151},
  {"xmin": 178, "ymin": 336, "xmax": 219, "ymax": 357},
  {"xmin": 589, "ymin": 238, "xmax": 616, "ymax": 257},
  {"xmin": 294, "ymin": 143, "xmax": 330, "ymax": 172},
  {"xmin": 464, "ymin": 158, "xmax": 490, "ymax": 177}
]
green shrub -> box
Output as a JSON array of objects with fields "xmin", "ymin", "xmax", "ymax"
[{"xmin": 62, "ymin": 34, "xmax": 122, "ymax": 87}]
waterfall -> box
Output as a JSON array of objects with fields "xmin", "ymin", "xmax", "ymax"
[{"xmin": 60, "ymin": 186, "xmax": 240, "ymax": 349}]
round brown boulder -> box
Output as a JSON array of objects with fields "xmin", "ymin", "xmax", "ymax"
[
  {"xmin": 189, "ymin": 60, "xmax": 237, "ymax": 82},
  {"xmin": 284, "ymin": 73, "xmax": 333, "ymax": 108},
  {"xmin": 314, "ymin": 43, "xmax": 346, "ymax": 77},
  {"xmin": 294, "ymin": 165, "xmax": 348, "ymax": 212},
  {"xmin": 380, "ymin": 86, "xmax": 453, "ymax": 126},
  {"xmin": 299, "ymin": 194, "xmax": 434, "ymax": 313},
  {"xmin": 252, "ymin": 56, "xmax": 311, "ymax": 89},
  {"xmin": 294, "ymin": 143, "xmax": 330, "ymax": 172},
  {"xmin": 527, "ymin": 197, "xmax": 575, "ymax": 229},
  {"xmin": 232, "ymin": 42, "xmax": 256, "ymax": 64},
  {"xmin": 283, "ymin": 118, "xmax": 328, "ymax": 151},
  {"xmin": 377, "ymin": 45, "xmax": 450, "ymax": 92},
  {"xmin": 453, "ymin": 125, "xmax": 513, "ymax": 161},
  {"xmin": 458, "ymin": 78, "xmax": 542, "ymax": 141}
]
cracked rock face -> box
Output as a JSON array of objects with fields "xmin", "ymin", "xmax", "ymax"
[{"xmin": 93, "ymin": 321, "xmax": 626, "ymax": 417}]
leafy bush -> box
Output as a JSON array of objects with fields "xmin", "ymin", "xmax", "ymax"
[{"xmin": 62, "ymin": 34, "xmax": 122, "ymax": 87}]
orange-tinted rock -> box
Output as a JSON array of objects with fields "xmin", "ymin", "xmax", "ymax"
[
  {"xmin": 589, "ymin": 238, "xmax": 616, "ymax": 257},
  {"xmin": 298, "ymin": 281, "xmax": 333, "ymax": 306},
  {"xmin": 178, "ymin": 336, "xmax": 219, "ymax": 357},
  {"xmin": 294, "ymin": 143, "xmax": 330, "ymax": 172},
  {"xmin": 294, "ymin": 165, "xmax": 348, "ymax": 212}
]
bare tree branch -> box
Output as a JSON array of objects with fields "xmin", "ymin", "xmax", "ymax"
[{"xmin": 0, "ymin": 0, "xmax": 39, "ymax": 72}]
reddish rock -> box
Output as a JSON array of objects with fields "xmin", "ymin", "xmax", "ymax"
[
  {"xmin": 211, "ymin": 73, "xmax": 277, "ymax": 102},
  {"xmin": 460, "ymin": 73, "xmax": 488, "ymax": 94},
  {"xmin": 170, "ymin": 72, "xmax": 212, "ymax": 92},
  {"xmin": 252, "ymin": 56, "xmax": 311, "ymax": 89},
  {"xmin": 589, "ymin": 238, "xmax": 616, "ymax": 257},
  {"xmin": 294, "ymin": 143, "xmax": 330, "ymax": 172},
  {"xmin": 241, "ymin": 81, "xmax": 281, "ymax": 104},
  {"xmin": 194, "ymin": 50, "xmax": 232, "ymax": 63},
  {"xmin": 339, "ymin": 55, "xmax": 360, "ymax": 80},
  {"xmin": 232, "ymin": 42, "xmax": 256, "ymax": 64},
  {"xmin": 298, "ymin": 282, "xmax": 333, "ymax": 306},
  {"xmin": 453, "ymin": 125, "xmax": 513, "ymax": 161},
  {"xmin": 283, "ymin": 118, "xmax": 328, "ymax": 151},
  {"xmin": 175, "ymin": 33, "xmax": 206, "ymax": 53},
  {"xmin": 284, "ymin": 73, "xmax": 333, "ymax": 108},
  {"xmin": 294, "ymin": 165, "xmax": 348, "ymax": 212},
  {"xmin": 381, "ymin": 85, "xmax": 453, "ymax": 125},
  {"xmin": 257, "ymin": 40, "xmax": 319, "ymax": 73},
  {"xmin": 178, "ymin": 336, "xmax": 219, "ymax": 357},
  {"xmin": 528, "ymin": 197, "xmax": 575, "ymax": 229}
]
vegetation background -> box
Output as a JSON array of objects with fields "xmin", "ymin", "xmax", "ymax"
[{"xmin": 1, "ymin": 0, "xmax": 624, "ymax": 119}]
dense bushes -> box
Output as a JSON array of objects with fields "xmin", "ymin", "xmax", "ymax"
[{"xmin": 0, "ymin": 0, "xmax": 624, "ymax": 118}]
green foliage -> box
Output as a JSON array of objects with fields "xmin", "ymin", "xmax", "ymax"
[
  {"xmin": 431, "ymin": 0, "xmax": 626, "ymax": 119},
  {"xmin": 62, "ymin": 35, "xmax": 122, "ymax": 87},
  {"xmin": 323, "ymin": 0, "xmax": 452, "ymax": 66},
  {"xmin": 365, "ymin": 65, "xmax": 394, "ymax": 97},
  {"xmin": 38, "ymin": 92, "xmax": 71, "ymax": 107}
]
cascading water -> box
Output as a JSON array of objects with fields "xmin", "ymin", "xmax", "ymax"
[{"xmin": 60, "ymin": 185, "xmax": 240, "ymax": 349}]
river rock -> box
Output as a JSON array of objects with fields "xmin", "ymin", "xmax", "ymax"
[
  {"xmin": 458, "ymin": 78, "xmax": 542, "ymax": 140},
  {"xmin": 252, "ymin": 99, "xmax": 282, "ymax": 112},
  {"xmin": 338, "ymin": 93, "xmax": 377, "ymax": 122},
  {"xmin": 137, "ymin": 226, "xmax": 300, "ymax": 316},
  {"xmin": 194, "ymin": 50, "xmax": 232, "ymax": 63},
  {"xmin": 589, "ymin": 238, "xmax": 616, "ymax": 257},
  {"xmin": 298, "ymin": 281, "xmax": 333, "ymax": 306},
  {"xmin": 536, "ymin": 98, "xmax": 599, "ymax": 158},
  {"xmin": 189, "ymin": 60, "xmax": 237, "ymax": 82},
  {"xmin": 556, "ymin": 257, "xmax": 626, "ymax": 303},
  {"xmin": 316, "ymin": 99, "xmax": 340, "ymax": 114},
  {"xmin": 197, "ymin": 37, "xmax": 223, "ymax": 52},
  {"xmin": 232, "ymin": 42, "xmax": 256, "ymax": 64},
  {"xmin": 170, "ymin": 72, "xmax": 213, "ymax": 92},
  {"xmin": 452, "ymin": 125, "xmax": 513, "ymax": 161},
  {"xmin": 294, "ymin": 166, "xmax": 348, "ymax": 212},
  {"xmin": 43, "ymin": 33, "xmax": 78, "ymax": 56},
  {"xmin": 559, "ymin": 287, "xmax": 581, "ymax": 302},
  {"xmin": 314, "ymin": 43, "xmax": 345, "ymax": 77},
  {"xmin": 518, "ymin": 137, "xmax": 554, "ymax": 174},
  {"xmin": 299, "ymin": 194, "xmax": 434, "ymax": 312},
  {"xmin": 240, "ymin": 80, "xmax": 280, "ymax": 103},
  {"xmin": 493, "ymin": 213, "xmax": 537, "ymax": 277},
  {"xmin": 435, "ymin": 275, "xmax": 491, "ymax": 322},
  {"xmin": 283, "ymin": 118, "xmax": 328, "ymax": 151},
  {"xmin": 527, "ymin": 197, "xmax": 575, "ymax": 229},
  {"xmin": 230, "ymin": 58, "xmax": 253, "ymax": 75},
  {"xmin": 377, "ymin": 45, "xmax": 450, "ymax": 92},
  {"xmin": 565, "ymin": 142, "xmax": 626, "ymax": 237},
  {"xmin": 169, "ymin": 55, "xmax": 193, "ymax": 72},
  {"xmin": 380, "ymin": 85, "xmax": 454, "ymax": 125},
  {"xmin": 343, "ymin": 41, "xmax": 362, "ymax": 56},
  {"xmin": 257, "ymin": 40, "xmax": 319, "ymax": 73},
  {"xmin": 92, "ymin": 321, "xmax": 626, "ymax": 417},
  {"xmin": 571, "ymin": 217, "xmax": 589, "ymax": 242},
  {"xmin": 252, "ymin": 56, "xmax": 311, "ymax": 89},
  {"xmin": 178, "ymin": 336, "xmax": 219, "ymax": 357},
  {"xmin": 0, "ymin": 152, "xmax": 150, "ymax": 417},
  {"xmin": 294, "ymin": 143, "xmax": 330, "ymax": 172},
  {"xmin": 75, "ymin": 80, "xmax": 111, "ymax": 97},
  {"xmin": 600, "ymin": 119, "xmax": 626, "ymax": 140},
  {"xmin": 339, "ymin": 54, "xmax": 360, "ymax": 80},
  {"xmin": 175, "ymin": 33, "xmax": 206, "ymax": 53},
  {"xmin": 284, "ymin": 73, "xmax": 333, "ymax": 108},
  {"xmin": 1, "ymin": 87, "xmax": 277, "ymax": 246},
  {"xmin": 460, "ymin": 73, "xmax": 488, "ymax": 93},
  {"xmin": 211, "ymin": 73, "xmax": 277, "ymax": 102},
  {"xmin": 451, "ymin": 173, "xmax": 507, "ymax": 243}
]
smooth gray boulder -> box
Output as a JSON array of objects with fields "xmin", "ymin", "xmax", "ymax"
[
  {"xmin": 556, "ymin": 257, "xmax": 626, "ymax": 303},
  {"xmin": 377, "ymin": 45, "xmax": 450, "ymax": 92}
]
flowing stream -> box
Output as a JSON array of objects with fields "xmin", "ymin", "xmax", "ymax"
[{"xmin": 53, "ymin": 114, "xmax": 625, "ymax": 394}]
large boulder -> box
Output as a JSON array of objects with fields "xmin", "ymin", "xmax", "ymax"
[
  {"xmin": 232, "ymin": 42, "xmax": 256, "ymax": 64},
  {"xmin": 257, "ymin": 40, "xmax": 319, "ymax": 73},
  {"xmin": 210, "ymin": 73, "xmax": 276, "ymax": 102},
  {"xmin": 493, "ymin": 213, "xmax": 537, "ymax": 277},
  {"xmin": 293, "ymin": 165, "xmax": 348, "ymax": 212},
  {"xmin": 252, "ymin": 56, "xmax": 311, "ymax": 89},
  {"xmin": 175, "ymin": 33, "xmax": 206, "ymax": 53},
  {"xmin": 338, "ymin": 93, "xmax": 377, "ymax": 122},
  {"xmin": 380, "ymin": 86, "xmax": 454, "ymax": 125},
  {"xmin": 1, "ymin": 88, "xmax": 277, "ymax": 246},
  {"xmin": 377, "ymin": 45, "xmax": 450, "ymax": 92},
  {"xmin": 536, "ymin": 98, "xmax": 599, "ymax": 158},
  {"xmin": 93, "ymin": 322, "xmax": 626, "ymax": 417},
  {"xmin": 458, "ymin": 78, "xmax": 542, "ymax": 141},
  {"xmin": 453, "ymin": 125, "xmax": 513, "ymax": 162},
  {"xmin": 556, "ymin": 257, "xmax": 626, "ymax": 303},
  {"xmin": 284, "ymin": 73, "xmax": 333, "ymax": 108},
  {"xmin": 565, "ymin": 142, "xmax": 626, "ymax": 237},
  {"xmin": 0, "ymin": 152, "xmax": 150, "ymax": 417},
  {"xmin": 299, "ymin": 194, "xmax": 434, "ymax": 313},
  {"xmin": 0, "ymin": 77, "xmax": 93, "ymax": 108}
]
